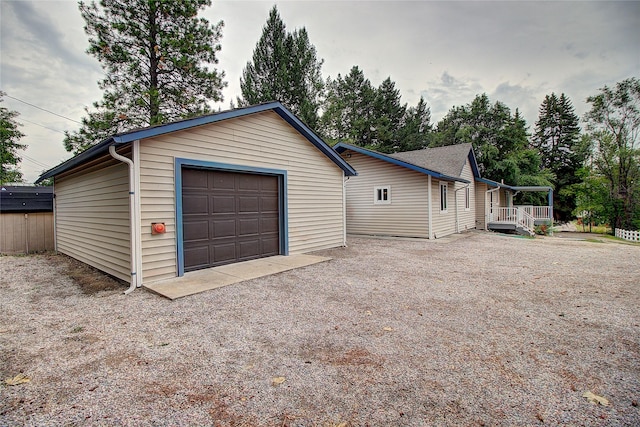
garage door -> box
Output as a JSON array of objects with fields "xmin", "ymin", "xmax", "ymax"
[{"xmin": 182, "ymin": 168, "xmax": 280, "ymax": 271}]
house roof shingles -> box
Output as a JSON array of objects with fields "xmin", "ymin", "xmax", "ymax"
[{"xmin": 388, "ymin": 143, "xmax": 473, "ymax": 178}]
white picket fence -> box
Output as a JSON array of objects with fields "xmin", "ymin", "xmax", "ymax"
[{"xmin": 615, "ymin": 228, "xmax": 640, "ymax": 242}]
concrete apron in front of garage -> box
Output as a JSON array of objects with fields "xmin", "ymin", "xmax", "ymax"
[{"xmin": 144, "ymin": 254, "xmax": 331, "ymax": 300}]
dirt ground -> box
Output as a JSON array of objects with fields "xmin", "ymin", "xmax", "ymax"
[{"xmin": 1, "ymin": 231, "xmax": 639, "ymax": 426}]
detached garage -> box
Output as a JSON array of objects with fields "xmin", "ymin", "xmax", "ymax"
[{"xmin": 38, "ymin": 102, "xmax": 356, "ymax": 293}]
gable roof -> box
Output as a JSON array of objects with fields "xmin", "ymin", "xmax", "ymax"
[
  {"xmin": 37, "ymin": 102, "xmax": 356, "ymax": 182},
  {"xmin": 388, "ymin": 143, "xmax": 479, "ymax": 179},
  {"xmin": 333, "ymin": 142, "xmax": 470, "ymax": 183}
]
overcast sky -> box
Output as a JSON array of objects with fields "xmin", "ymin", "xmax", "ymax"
[{"xmin": 1, "ymin": 0, "xmax": 638, "ymax": 183}]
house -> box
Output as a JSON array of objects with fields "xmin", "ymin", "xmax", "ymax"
[
  {"xmin": 475, "ymin": 178, "xmax": 553, "ymax": 234},
  {"xmin": 0, "ymin": 185, "xmax": 54, "ymax": 254},
  {"xmin": 333, "ymin": 142, "xmax": 553, "ymax": 239},
  {"xmin": 334, "ymin": 142, "xmax": 478, "ymax": 239},
  {"xmin": 37, "ymin": 102, "xmax": 356, "ymax": 293}
]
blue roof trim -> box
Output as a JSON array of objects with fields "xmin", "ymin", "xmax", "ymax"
[
  {"xmin": 37, "ymin": 102, "xmax": 356, "ymax": 182},
  {"xmin": 476, "ymin": 177, "xmax": 552, "ymax": 193},
  {"xmin": 467, "ymin": 149, "xmax": 481, "ymax": 179},
  {"xmin": 476, "ymin": 177, "xmax": 515, "ymax": 190},
  {"xmin": 334, "ymin": 142, "xmax": 469, "ymax": 183}
]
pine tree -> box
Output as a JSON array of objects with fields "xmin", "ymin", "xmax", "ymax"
[
  {"xmin": 395, "ymin": 97, "xmax": 432, "ymax": 152},
  {"xmin": 320, "ymin": 66, "xmax": 376, "ymax": 146},
  {"xmin": 371, "ymin": 77, "xmax": 407, "ymax": 153},
  {"xmin": 0, "ymin": 92, "xmax": 26, "ymax": 184},
  {"xmin": 64, "ymin": 0, "xmax": 226, "ymax": 154},
  {"xmin": 239, "ymin": 6, "xmax": 324, "ymax": 129},
  {"xmin": 532, "ymin": 93, "xmax": 584, "ymax": 221}
]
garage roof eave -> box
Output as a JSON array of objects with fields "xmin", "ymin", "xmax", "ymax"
[
  {"xmin": 36, "ymin": 137, "xmax": 116, "ymax": 183},
  {"xmin": 334, "ymin": 142, "xmax": 468, "ymax": 183},
  {"xmin": 36, "ymin": 102, "xmax": 357, "ymax": 183}
]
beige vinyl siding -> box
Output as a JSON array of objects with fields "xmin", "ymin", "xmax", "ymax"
[
  {"xmin": 454, "ymin": 160, "xmax": 476, "ymax": 232},
  {"xmin": 475, "ymin": 182, "xmax": 488, "ymax": 229},
  {"xmin": 55, "ymin": 161, "xmax": 131, "ymax": 282},
  {"xmin": 138, "ymin": 110, "xmax": 345, "ymax": 284},
  {"xmin": 430, "ymin": 179, "xmax": 456, "ymax": 238},
  {"xmin": 342, "ymin": 151, "xmax": 429, "ymax": 238}
]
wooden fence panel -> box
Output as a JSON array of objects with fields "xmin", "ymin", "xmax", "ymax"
[{"xmin": 0, "ymin": 213, "xmax": 54, "ymax": 254}]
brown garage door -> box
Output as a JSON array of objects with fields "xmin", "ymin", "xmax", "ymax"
[{"xmin": 182, "ymin": 168, "xmax": 280, "ymax": 271}]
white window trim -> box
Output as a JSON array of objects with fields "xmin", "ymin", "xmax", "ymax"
[
  {"xmin": 465, "ymin": 186, "xmax": 470, "ymax": 211},
  {"xmin": 374, "ymin": 185, "xmax": 391, "ymax": 205},
  {"xmin": 439, "ymin": 182, "xmax": 448, "ymax": 213}
]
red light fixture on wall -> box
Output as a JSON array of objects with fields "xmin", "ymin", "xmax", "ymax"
[{"xmin": 151, "ymin": 222, "xmax": 166, "ymax": 234}]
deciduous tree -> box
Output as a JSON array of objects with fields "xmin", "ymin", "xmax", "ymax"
[
  {"xmin": 584, "ymin": 77, "xmax": 640, "ymax": 229},
  {"xmin": 432, "ymin": 94, "xmax": 548, "ymax": 188},
  {"xmin": 0, "ymin": 91, "xmax": 26, "ymax": 184}
]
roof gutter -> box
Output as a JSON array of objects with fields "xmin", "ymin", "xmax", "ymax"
[{"xmin": 109, "ymin": 144, "xmax": 142, "ymax": 294}]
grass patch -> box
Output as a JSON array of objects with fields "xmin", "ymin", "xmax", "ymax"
[
  {"xmin": 572, "ymin": 221, "xmax": 611, "ymax": 234},
  {"xmin": 585, "ymin": 238, "xmax": 605, "ymax": 243},
  {"xmin": 600, "ymin": 234, "xmax": 640, "ymax": 245}
]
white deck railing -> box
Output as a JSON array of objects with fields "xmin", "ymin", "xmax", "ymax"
[
  {"xmin": 514, "ymin": 205, "xmax": 552, "ymax": 220},
  {"xmin": 489, "ymin": 207, "xmax": 536, "ymax": 234}
]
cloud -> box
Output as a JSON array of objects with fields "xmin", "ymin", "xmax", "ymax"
[
  {"xmin": 420, "ymin": 72, "xmax": 485, "ymax": 123},
  {"xmin": 491, "ymin": 81, "xmax": 541, "ymax": 126},
  {"xmin": 1, "ymin": 1, "xmax": 103, "ymax": 182}
]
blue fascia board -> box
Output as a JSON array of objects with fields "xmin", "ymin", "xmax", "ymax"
[
  {"xmin": 467, "ymin": 149, "xmax": 481, "ymax": 178},
  {"xmin": 476, "ymin": 177, "xmax": 518, "ymax": 191},
  {"xmin": 476, "ymin": 177, "xmax": 552, "ymax": 193},
  {"xmin": 36, "ymin": 137, "xmax": 115, "ymax": 182},
  {"xmin": 110, "ymin": 102, "xmax": 356, "ymax": 176},
  {"xmin": 334, "ymin": 142, "xmax": 469, "ymax": 183},
  {"xmin": 37, "ymin": 102, "xmax": 356, "ymax": 183}
]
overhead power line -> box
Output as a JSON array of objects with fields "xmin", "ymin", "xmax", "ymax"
[
  {"xmin": 19, "ymin": 118, "xmax": 66, "ymax": 134},
  {"xmin": 4, "ymin": 93, "xmax": 82, "ymax": 124},
  {"xmin": 21, "ymin": 154, "xmax": 51, "ymax": 170}
]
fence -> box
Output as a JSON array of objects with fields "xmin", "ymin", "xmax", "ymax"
[
  {"xmin": 615, "ymin": 228, "xmax": 640, "ymax": 242},
  {"xmin": 0, "ymin": 212, "xmax": 54, "ymax": 254}
]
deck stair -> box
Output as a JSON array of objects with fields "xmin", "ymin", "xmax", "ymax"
[{"xmin": 488, "ymin": 207, "xmax": 541, "ymax": 236}]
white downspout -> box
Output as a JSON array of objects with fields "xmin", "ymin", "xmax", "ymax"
[
  {"xmin": 455, "ymin": 183, "xmax": 470, "ymax": 234},
  {"xmin": 52, "ymin": 183, "xmax": 58, "ymax": 252},
  {"xmin": 427, "ymin": 175, "xmax": 433, "ymax": 239},
  {"xmin": 132, "ymin": 141, "xmax": 142, "ymax": 287},
  {"xmin": 485, "ymin": 186, "xmax": 500, "ymax": 231},
  {"xmin": 109, "ymin": 144, "xmax": 140, "ymax": 295},
  {"xmin": 342, "ymin": 175, "xmax": 349, "ymax": 247}
]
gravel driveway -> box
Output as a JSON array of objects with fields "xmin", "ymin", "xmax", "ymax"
[{"xmin": 1, "ymin": 232, "xmax": 639, "ymax": 426}]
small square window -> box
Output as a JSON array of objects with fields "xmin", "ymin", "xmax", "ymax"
[{"xmin": 374, "ymin": 186, "xmax": 391, "ymax": 205}]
